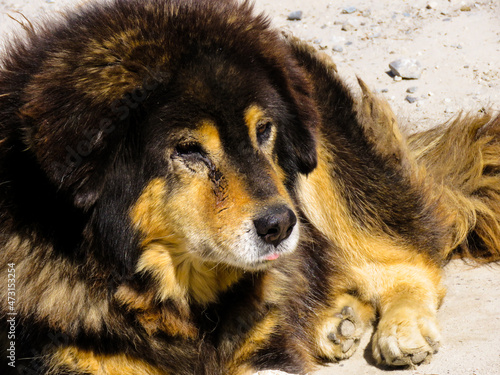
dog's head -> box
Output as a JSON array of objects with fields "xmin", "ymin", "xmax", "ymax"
[{"xmin": 19, "ymin": 0, "xmax": 318, "ymax": 279}]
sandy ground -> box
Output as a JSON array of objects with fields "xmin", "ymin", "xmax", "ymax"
[{"xmin": 1, "ymin": 1, "xmax": 499, "ymax": 374}]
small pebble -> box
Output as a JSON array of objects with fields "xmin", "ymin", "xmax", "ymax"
[
  {"xmin": 332, "ymin": 45, "xmax": 344, "ymax": 52},
  {"xmin": 407, "ymin": 86, "xmax": 418, "ymax": 93},
  {"xmin": 426, "ymin": 2, "xmax": 438, "ymax": 9},
  {"xmin": 389, "ymin": 58, "xmax": 423, "ymax": 79},
  {"xmin": 460, "ymin": 5, "xmax": 472, "ymax": 11},
  {"xmin": 342, "ymin": 6, "xmax": 357, "ymax": 14},
  {"xmin": 394, "ymin": 76, "xmax": 403, "ymax": 82},
  {"xmin": 287, "ymin": 11, "xmax": 303, "ymax": 21},
  {"xmin": 406, "ymin": 95, "xmax": 418, "ymax": 103},
  {"xmin": 381, "ymin": 88, "xmax": 389, "ymax": 93},
  {"xmin": 341, "ymin": 18, "xmax": 362, "ymax": 31}
]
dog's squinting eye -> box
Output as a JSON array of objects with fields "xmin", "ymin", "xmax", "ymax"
[
  {"xmin": 256, "ymin": 120, "xmax": 273, "ymax": 144},
  {"xmin": 174, "ymin": 142, "xmax": 208, "ymax": 164}
]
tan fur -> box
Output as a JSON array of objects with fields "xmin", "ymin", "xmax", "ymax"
[
  {"xmin": 226, "ymin": 311, "xmax": 282, "ymax": 374},
  {"xmin": 49, "ymin": 347, "xmax": 167, "ymax": 375},
  {"xmin": 356, "ymin": 78, "xmax": 411, "ymax": 169},
  {"xmin": 408, "ymin": 113, "xmax": 500, "ymax": 261},
  {"xmin": 130, "ymin": 178, "xmax": 243, "ymax": 305},
  {"xmin": 0, "ymin": 236, "xmax": 108, "ymax": 335},
  {"xmin": 114, "ymin": 284, "xmax": 198, "ymax": 339}
]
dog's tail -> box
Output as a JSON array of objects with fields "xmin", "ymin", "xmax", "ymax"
[{"xmin": 408, "ymin": 113, "xmax": 500, "ymax": 263}]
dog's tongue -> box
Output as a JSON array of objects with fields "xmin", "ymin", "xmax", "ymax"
[{"xmin": 265, "ymin": 253, "xmax": 280, "ymax": 261}]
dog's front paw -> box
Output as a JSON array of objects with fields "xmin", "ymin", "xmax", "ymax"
[
  {"xmin": 314, "ymin": 294, "xmax": 374, "ymax": 362},
  {"xmin": 372, "ymin": 303, "xmax": 440, "ymax": 367}
]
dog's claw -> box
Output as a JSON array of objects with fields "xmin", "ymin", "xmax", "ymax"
[
  {"xmin": 327, "ymin": 332, "xmax": 340, "ymax": 344},
  {"xmin": 341, "ymin": 338, "xmax": 355, "ymax": 353}
]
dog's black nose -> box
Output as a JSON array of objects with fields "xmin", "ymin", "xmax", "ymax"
[{"xmin": 254, "ymin": 206, "xmax": 297, "ymax": 247}]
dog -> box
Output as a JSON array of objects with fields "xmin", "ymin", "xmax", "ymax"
[{"xmin": 1, "ymin": 0, "xmax": 499, "ymax": 374}]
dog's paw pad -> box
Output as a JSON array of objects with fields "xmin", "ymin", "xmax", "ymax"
[{"xmin": 339, "ymin": 318, "xmax": 356, "ymax": 337}]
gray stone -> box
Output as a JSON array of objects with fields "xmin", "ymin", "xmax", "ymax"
[
  {"xmin": 332, "ymin": 45, "xmax": 344, "ymax": 52},
  {"xmin": 406, "ymin": 95, "xmax": 418, "ymax": 103},
  {"xmin": 287, "ymin": 11, "xmax": 303, "ymax": 21},
  {"xmin": 342, "ymin": 6, "xmax": 357, "ymax": 14},
  {"xmin": 389, "ymin": 58, "xmax": 423, "ymax": 79},
  {"xmin": 407, "ymin": 86, "xmax": 418, "ymax": 93}
]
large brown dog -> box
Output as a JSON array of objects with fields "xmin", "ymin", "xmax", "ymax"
[{"xmin": 1, "ymin": 1, "xmax": 499, "ymax": 374}]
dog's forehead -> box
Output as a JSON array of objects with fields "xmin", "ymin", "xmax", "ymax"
[{"xmin": 178, "ymin": 53, "xmax": 283, "ymax": 109}]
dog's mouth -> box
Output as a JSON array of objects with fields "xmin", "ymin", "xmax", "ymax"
[
  {"xmin": 263, "ymin": 252, "xmax": 281, "ymax": 261},
  {"xmin": 227, "ymin": 221, "xmax": 301, "ymax": 271}
]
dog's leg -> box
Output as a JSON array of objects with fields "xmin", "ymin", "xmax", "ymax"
[{"xmin": 348, "ymin": 253, "xmax": 446, "ymax": 367}]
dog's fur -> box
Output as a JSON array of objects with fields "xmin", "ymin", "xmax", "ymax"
[{"xmin": 1, "ymin": 1, "xmax": 499, "ymax": 374}]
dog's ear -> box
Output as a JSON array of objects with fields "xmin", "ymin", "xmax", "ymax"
[
  {"xmin": 20, "ymin": 47, "xmax": 168, "ymax": 209},
  {"xmin": 271, "ymin": 37, "xmax": 321, "ymax": 177}
]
